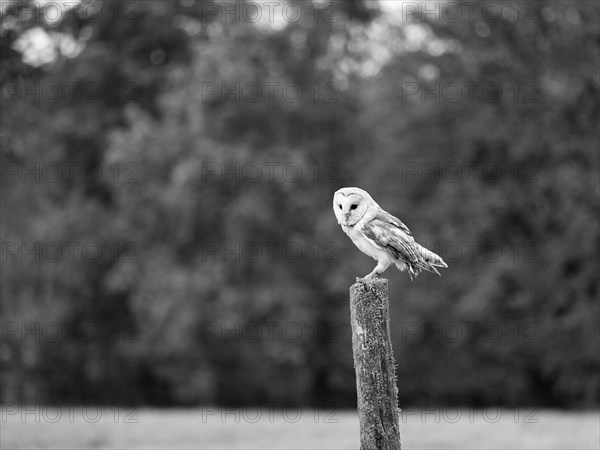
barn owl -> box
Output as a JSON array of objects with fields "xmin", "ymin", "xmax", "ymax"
[{"xmin": 333, "ymin": 187, "xmax": 447, "ymax": 282}]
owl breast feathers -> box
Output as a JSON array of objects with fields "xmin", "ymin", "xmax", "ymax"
[{"xmin": 333, "ymin": 187, "xmax": 447, "ymax": 281}]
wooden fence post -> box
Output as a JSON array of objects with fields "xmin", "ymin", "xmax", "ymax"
[{"xmin": 349, "ymin": 278, "xmax": 401, "ymax": 449}]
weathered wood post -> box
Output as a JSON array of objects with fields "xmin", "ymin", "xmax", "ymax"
[{"xmin": 349, "ymin": 278, "xmax": 401, "ymax": 449}]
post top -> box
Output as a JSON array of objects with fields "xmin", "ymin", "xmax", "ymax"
[{"xmin": 350, "ymin": 277, "xmax": 388, "ymax": 293}]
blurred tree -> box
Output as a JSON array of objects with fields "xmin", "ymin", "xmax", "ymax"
[
  {"xmin": 1, "ymin": 0, "xmax": 598, "ymax": 408},
  {"xmin": 355, "ymin": 0, "xmax": 599, "ymax": 407},
  {"xmin": 1, "ymin": 0, "xmax": 219, "ymax": 404}
]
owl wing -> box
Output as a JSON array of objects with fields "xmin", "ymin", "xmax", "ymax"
[
  {"xmin": 360, "ymin": 216, "xmax": 420, "ymax": 264},
  {"xmin": 375, "ymin": 209, "xmax": 412, "ymax": 236}
]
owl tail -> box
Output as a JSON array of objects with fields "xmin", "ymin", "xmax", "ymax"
[{"xmin": 408, "ymin": 244, "xmax": 448, "ymax": 279}]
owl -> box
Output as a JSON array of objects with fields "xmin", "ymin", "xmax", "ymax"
[{"xmin": 333, "ymin": 187, "xmax": 447, "ymax": 281}]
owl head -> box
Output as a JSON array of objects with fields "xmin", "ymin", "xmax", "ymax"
[{"xmin": 333, "ymin": 187, "xmax": 377, "ymax": 226}]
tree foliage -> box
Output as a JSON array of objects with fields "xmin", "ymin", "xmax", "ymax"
[{"xmin": 1, "ymin": 0, "xmax": 598, "ymax": 407}]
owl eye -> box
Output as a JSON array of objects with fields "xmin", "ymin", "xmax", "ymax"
[
  {"xmin": 338, "ymin": 204, "xmax": 342, "ymax": 210},
  {"xmin": 350, "ymin": 204, "xmax": 358, "ymax": 210}
]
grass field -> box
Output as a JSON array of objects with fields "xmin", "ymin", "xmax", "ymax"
[{"xmin": 1, "ymin": 407, "xmax": 598, "ymax": 449}]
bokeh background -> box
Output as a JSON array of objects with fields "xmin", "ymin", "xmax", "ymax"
[{"xmin": 1, "ymin": 0, "xmax": 599, "ymax": 447}]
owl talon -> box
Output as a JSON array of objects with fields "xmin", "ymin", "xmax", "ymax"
[{"xmin": 356, "ymin": 273, "xmax": 381, "ymax": 283}]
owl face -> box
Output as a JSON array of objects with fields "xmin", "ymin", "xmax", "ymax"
[{"xmin": 333, "ymin": 187, "xmax": 374, "ymax": 226}]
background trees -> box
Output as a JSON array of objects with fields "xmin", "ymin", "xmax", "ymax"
[{"xmin": 1, "ymin": 0, "xmax": 598, "ymax": 407}]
